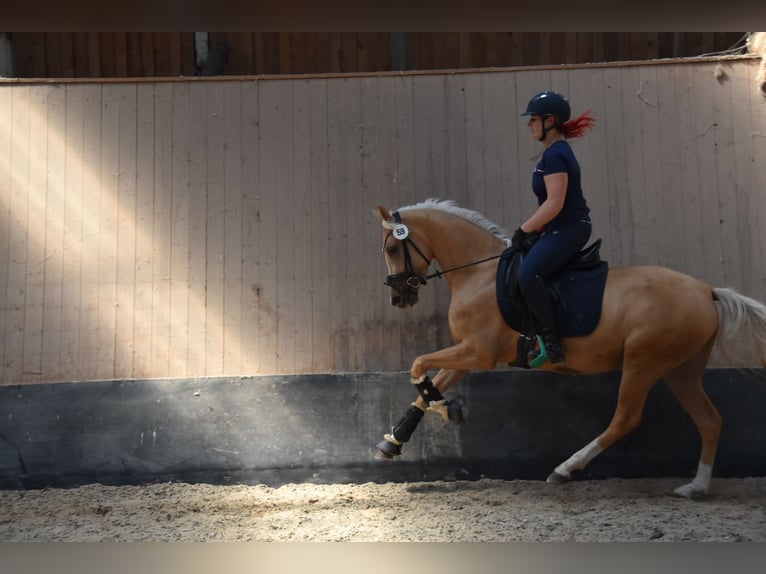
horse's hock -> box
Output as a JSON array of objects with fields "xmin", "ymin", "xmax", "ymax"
[{"xmin": 1, "ymin": 369, "xmax": 765, "ymax": 489}]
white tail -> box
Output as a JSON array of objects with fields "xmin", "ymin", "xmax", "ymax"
[{"xmin": 713, "ymin": 287, "xmax": 766, "ymax": 365}]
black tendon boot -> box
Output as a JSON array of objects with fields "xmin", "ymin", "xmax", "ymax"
[{"xmin": 520, "ymin": 275, "xmax": 566, "ymax": 367}]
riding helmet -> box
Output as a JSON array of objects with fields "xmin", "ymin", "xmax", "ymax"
[{"xmin": 520, "ymin": 91, "xmax": 571, "ymax": 125}]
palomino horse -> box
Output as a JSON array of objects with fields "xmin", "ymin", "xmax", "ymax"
[{"xmin": 373, "ymin": 198, "xmax": 766, "ymax": 498}]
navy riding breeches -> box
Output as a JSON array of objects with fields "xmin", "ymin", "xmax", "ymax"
[{"xmin": 517, "ymin": 219, "xmax": 592, "ymax": 288}]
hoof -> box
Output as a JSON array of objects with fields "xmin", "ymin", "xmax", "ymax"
[
  {"xmin": 447, "ymin": 400, "xmax": 468, "ymax": 423},
  {"xmin": 672, "ymin": 484, "xmax": 709, "ymax": 500},
  {"xmin": 546, "ymin": 470, "xmax": 571, "ymax": 484},
  {"xmin": 376, "ymin": 436, "xmax": 402, "ymax": 458}
]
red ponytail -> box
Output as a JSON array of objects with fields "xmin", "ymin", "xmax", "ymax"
[{"xmin": 560, "ymin": 110, "xmax": 596, "ymax": 139}]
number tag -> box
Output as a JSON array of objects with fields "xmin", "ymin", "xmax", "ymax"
[{"xmin": 393, "ymin": 224, "xmax": 409, "ymax": 240}]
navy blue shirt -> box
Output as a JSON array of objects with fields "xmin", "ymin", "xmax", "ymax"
[{"xmin": 531, "ymin": 140, "xmax": 590, "ymax": 228}]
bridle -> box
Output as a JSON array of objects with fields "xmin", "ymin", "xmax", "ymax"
[{"xmin": 382, "ymin": 211, "xmax": 505, "ymax": 296}]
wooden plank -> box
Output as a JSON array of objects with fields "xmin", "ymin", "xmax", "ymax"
[
  {"xmin": 567, "ymin": 67, "xmax": 611, "ymax": 262},
  {"xmin": 3, "ymin": 87, "xmax": 31, "ymax": 383},
  {"xmin": 222, "ymin": 82, "xmax": 244, "ymax": 374},
  {"xmin": 113, "ymin": 84, "xmax": 138, "ymax": 378},
  {"xmin": 94, "ymin": 84, "xmax": 119, "ymax": 379},
  {"xmin": 691, "ymin": 63, "xmax": 725, "ymax": 286},
  {"xmin": 255, "ymin": 79, "xmax": 281, "ymax": 371},
  {"xmin": 600, "ymin": 67, "xmax": 629, "ymax": 265},
  {"xmin": 484, "ymin": 71, "xmax": 519, "ymax": 231},
  {"xmin": 641, "ymin": 67, "xmax": 680, "ymax": 271},
  {"xmin": 335, "ymin": 77, "xmax": 364, "ymax": 370},
  {"xmin": 98, "ymin": 33, "xmax": 116, "ymax": 77},
  {"xmin": 125, "ymin": 33, "xmax": 143, "ymax": 77},
  {"xmin": 40, "ymin": 84, "xmax": 66, "ymax": 380},
  {"xmin": 170, "ymin": 83, "xmax": 195, "ymax": 377},
  {"xmin": 167, "ymin": 33, "xmax": 182, "ymax": 76},
  {"xmin": 86, "ymin": 33, "xmax": 101, "ymax": 77},
  {"xmin": 479, "ymin": 72, "xmax": 506, "ymax": 222},
  {"xmin": 153, "ymin": 33, "xmax": 171, "ymax": 77},
  {"xmin": 240, "ymin": 81, "xmax": 260, "ymax": 373},
  {"xmin": 204, "ymin": 81, "xmax": 226, "ymax": 375},
  {"xmin": 290, "ymin": 79, "xmax": 313, "ymax": 371},
  {"xmin": 307, "ymin": 79, "xmax": 332, "ymax": 371},
  {"xmin": 725, "ymin": 60, "xmax": 758, "ymax": 295},
  {"xmin": 179, "ymin": 32, "xmax": 196, "ymax": 77},
  {"xmin": 358, "ymin": 76, "xmax": 384, "ymax": 368},
  {"xmin": 150, "ymin": 83, "xmax": 173, "ymax": 377},
  {"xmin": 278, "ymin": 34, "xmax": 291, "ymax": 75},
  {"xmin": 229, "ymin": 33, "xmax": 254, "ymax": 75},
  {"xmin": 75, "ymin": 85, "xmax": 101, "ymax": 379},
  {"xmin": 462, "ymin": 73, "xmax": 486, "ymax": 215},
  {"xmin": 72, "ymin": 33, "xmax": 89, "ymax": 77},
  {"xmin": 356, "ymin": 33, "xmax": 371, "ymax": 73},
  {"xmin": 21, "ymin": 86, "xmax": 48, "ymax": 381},
  {"xmin": 324, "ymin": 77, "xmax": 352, "ymax": 369},
  {"xmin": 140, "ymin": 33, "xmax": 154, "ymax": 77},
  {"xmin": 444, "ymin": 74, "xmax": 468, "ymax": 207},
  {"xmin": 0, "ymin": 87, "xmax": 12, "ymax": 379},
  {"xmin": 637, "ymin": 66, "xmax": 663, "ymax": 266},
  {"xmin": 365, "ymin": 76, "xmax": 400, "ymax": 370},
  {"xmin": 132, "ymin": 83, "xmax": 156, "ymax": 378},
  {"xmin": 673, "ymin": 65, "xmax": 706, "ymax": 281},
  {"xmin": 114, "ymin": 33, "xmax": 128, "ymax": 77},
  {"xmin": 748, "ymin": 59, "xmax": 766, "ymax": 297},
  {"xmin": 271, "ymin": 77, "xmax": 297, "ymax": 372},
  {"xmin": 619, "ymin": 66, "xmax": 651, "ymax": 265},
  {"xmin": 709, "ymin": 60, "xmax": 743, "ymax": 291},
  {"xmin": 340, "ymin": 33, "xmax": 358, "ymax": 73},
  {"xmin": 60, "ymin": 33, "xmax": 76, "ymax": 78}
]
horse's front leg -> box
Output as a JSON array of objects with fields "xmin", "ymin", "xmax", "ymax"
[
  {"xmin": 377, "ymin": 341, "xmax": 494, "ymax": 459},
  {"xmin": 376, "ymin": 368, "xmax": 468, "ymax": 459}
]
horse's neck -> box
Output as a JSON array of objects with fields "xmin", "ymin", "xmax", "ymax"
[{"xmin": 419, "ymin": 211, "xmax": 506, "ymax": 270}]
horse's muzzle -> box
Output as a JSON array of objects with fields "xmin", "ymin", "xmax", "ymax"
[
  {"xmin": 385, "ymin": 273, "xmax": 425, "ymax": 308},
  {"xmin": 390, "ymin": 289, "xmax": 419, "ymax": 308}
]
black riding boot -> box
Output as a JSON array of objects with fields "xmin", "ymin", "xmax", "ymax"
[{"xmin": 521, "ymin": 275, "xmax": 566, "ymax": 366}]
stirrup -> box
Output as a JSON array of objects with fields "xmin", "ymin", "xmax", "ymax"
[{"xmin": 528, "ymin": 335, "xmax": 565, "ymax": 368}]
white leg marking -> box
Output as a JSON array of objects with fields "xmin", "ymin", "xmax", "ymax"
[
  {"xmin": 553, "ymin": 438, "xmax": 604, "ymax": 479},
  {"xmin": 673, "ymin": 462, "xmax": 713, "ymax": 498}
]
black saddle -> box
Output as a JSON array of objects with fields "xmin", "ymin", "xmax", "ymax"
[
  {"xmin": 562, "ymin": 238, "xmax": 603, "ymax": 271},
  {"xmin": 496, "ymin": 239, "xmax": 609, "ymax": 367}
]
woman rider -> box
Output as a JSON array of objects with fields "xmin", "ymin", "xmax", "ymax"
[{"xmin": 513, "ymin": 91, "xmax": 596, "ymax": 367}]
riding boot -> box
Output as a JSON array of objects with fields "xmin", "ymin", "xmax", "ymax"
[{"xmin": 521, "ymin": 275, "xmax": 566, "ymax": 366}]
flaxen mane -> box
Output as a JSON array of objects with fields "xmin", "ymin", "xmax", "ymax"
[{"xmin": 398, "ymin": 198, "xmax": 513, "ymax": 245}]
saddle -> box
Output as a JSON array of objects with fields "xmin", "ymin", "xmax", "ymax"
[{"xmin": 496, "ymin": 239, "xmax": 609, "ymax": 368}]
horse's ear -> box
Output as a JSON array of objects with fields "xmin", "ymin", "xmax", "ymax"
[{"xmin": 373, "ymin": 205, "xmax": 393, "ymax": 224}]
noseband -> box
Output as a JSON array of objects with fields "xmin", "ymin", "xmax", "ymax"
[{"xmin": 383, "ymin": 212, "xmax": 431, "ymax": 296}]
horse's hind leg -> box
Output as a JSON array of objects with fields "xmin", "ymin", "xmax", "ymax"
[
  {"xmin": 547, "ymin": 366, "xmax": 659, "ymax": 484},
  {"xmin": 663, "ymin": 341, "xmax": 722, "ymax": 498}
]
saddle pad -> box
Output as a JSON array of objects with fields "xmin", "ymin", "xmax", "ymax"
[{"xmin": 495, "ymin": 248, "xmax": 609, "ymax": 338}]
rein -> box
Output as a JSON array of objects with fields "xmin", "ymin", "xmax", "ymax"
[{"xmin": 424, "ymin": 253, "xmax": 505, "ymax": 281}]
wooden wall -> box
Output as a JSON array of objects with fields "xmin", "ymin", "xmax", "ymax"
[
  {"xmin": 1, "ymin": 56, "xmax": 765, "ymax": 384},
  {"xmin": 9, "ymin": 32, "xmax": 747, "ymax": 78}
]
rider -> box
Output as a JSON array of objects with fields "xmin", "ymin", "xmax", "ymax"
[{"xmin": 513, "ymin": 91, "xmax": 596, "ymax": 367}]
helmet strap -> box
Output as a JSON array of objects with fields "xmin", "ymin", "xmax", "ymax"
[{"xmin": 538, "ymin": 114, "xmax": 556, "ymax": 142}]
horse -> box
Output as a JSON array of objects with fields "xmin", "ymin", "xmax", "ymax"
[{"xmin": 372, "ymin": 198, "xmax": 766, "ymax": 498}]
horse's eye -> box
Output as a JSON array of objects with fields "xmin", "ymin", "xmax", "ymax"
[{"xmin": 386, "ymin": 245, "xmax": 399, "ymax": 257}]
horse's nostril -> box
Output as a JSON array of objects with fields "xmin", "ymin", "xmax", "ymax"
[{"xmin": 391, "ymin": 296, "xmax": 401, "ymax": 306}]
